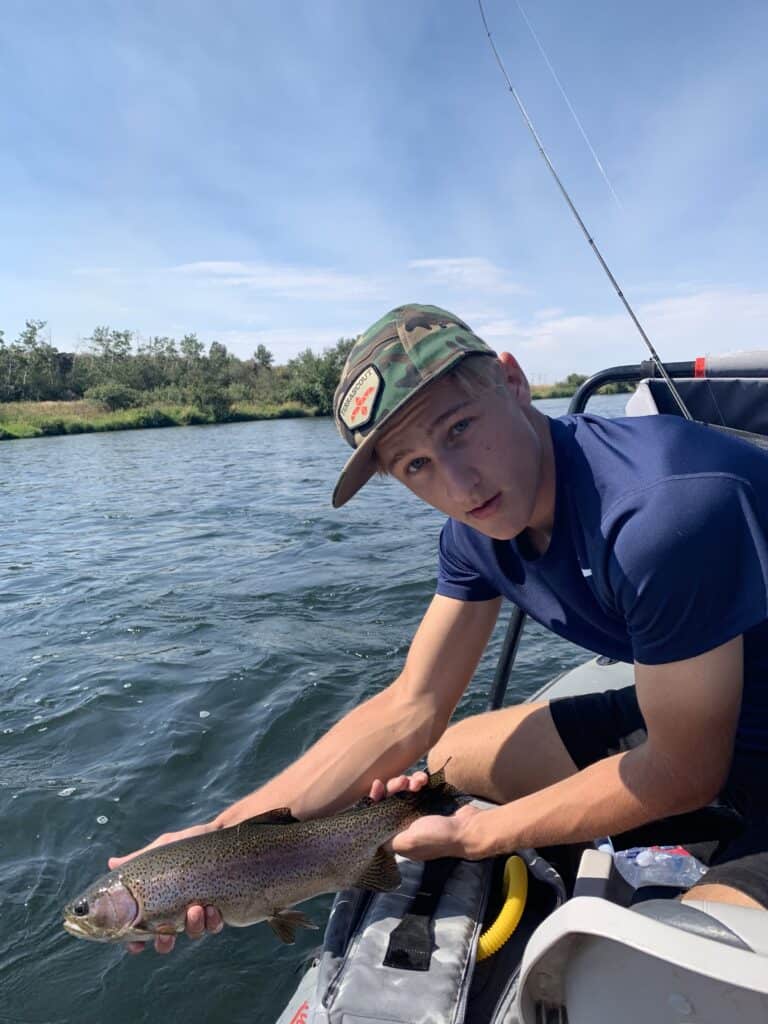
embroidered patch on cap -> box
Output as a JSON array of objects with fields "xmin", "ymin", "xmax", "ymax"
[{"xmin": 339, "ymin": 365, "xmax": 382, "ymax": 430}]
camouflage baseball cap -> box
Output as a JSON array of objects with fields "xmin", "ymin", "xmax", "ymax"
[{"xmin": 332, "ymin": 303, "xmax": 497, "ymax": 508}]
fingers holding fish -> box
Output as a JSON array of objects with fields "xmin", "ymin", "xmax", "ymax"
[
  {"xmin": 203, "ymin": 905, "xmax": 224, "ymax": 936},
  {"xmin": 125, "ymin": 939, "xmax": 150, "ymax": 955},
  {"xmin": 390, "ymin": 804, "xmax": 484, "ymax": 861},
  {"xmin": 121, "ymin": 904, "xmax": 222, "ymax": 954},
  {"xmin": 136, "ymin": 934, "xmax": 175, "ymax": 955},
  {"xmin": 368, "ymin": 770, "xmax": 429, "ymax": 801}
]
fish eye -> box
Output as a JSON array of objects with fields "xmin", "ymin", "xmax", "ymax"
[{"xmin": 73, "ymin": 898, "xmax": 89, "ymax": 917}]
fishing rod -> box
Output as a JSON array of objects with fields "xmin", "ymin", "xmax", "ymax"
[{"xmin": 477, "ymin": 0, "xmax": 693, "ymax": 421}]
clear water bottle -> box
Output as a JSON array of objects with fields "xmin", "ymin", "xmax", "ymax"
[{"xmin": 612, "ymin": 845, "xmax": 708, "ymax": 888}]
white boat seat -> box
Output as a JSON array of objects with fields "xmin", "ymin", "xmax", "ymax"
[
  {"xmin": 633, "ymin": 898, "xmax": 752, "ymax": 950},
  {"xmin": 682, "ymin": 898, "xmax": 768, "ymax": 957},
  {"xmin": 516, "ymin": 895, "xmax": 768, "ymax": 1024}
]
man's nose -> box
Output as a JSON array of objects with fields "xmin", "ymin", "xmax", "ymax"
[{"xmin": 442, "ymin": 452, "xmax": 480, "ymax": 503}]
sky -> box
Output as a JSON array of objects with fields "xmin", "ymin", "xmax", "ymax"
[{"xmin": 1, "ymin": 0, "xmax": 767, "ymax": 381}]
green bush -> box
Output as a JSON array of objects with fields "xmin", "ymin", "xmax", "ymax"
[
  {"xmin": 192, "ymin": 383, "xmax": 231, "ymax": 422},
  {"xmin": 38, "ymin": 419, "xmax": 67, "ymax": 436},
  {"xmin": 85, "ymin": 382, "xmax": 142, "ymax": 411}
]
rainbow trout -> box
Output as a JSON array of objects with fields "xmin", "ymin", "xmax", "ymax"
[{"xmin": 63, "ymin": 769, "xmax": 463, "ymax": 945}]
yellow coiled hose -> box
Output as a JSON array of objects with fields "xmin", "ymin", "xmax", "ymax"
[{"xmin": 476, "ymin": 855, "xmax": 528, "ymax": 961}]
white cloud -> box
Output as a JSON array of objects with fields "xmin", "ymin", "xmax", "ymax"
[
  {"xmin": 408, "ymin": 258, "xmax": 525, "ymax": 295},
  {"xmin": 171, "ymin": 261, "xmax": 382, "ymax": 301},
  {"xmin": 71, "ymin": 267, "xmax": 122, "ymax": 277},
  {"xmin": 472, "ymin": 289, "xmax": 768, "ymax": 380},
  {"xmin": 533, "ymin": 307, "xmax": 565, "ymax": 321}
]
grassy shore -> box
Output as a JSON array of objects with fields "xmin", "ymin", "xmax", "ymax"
[
  {"xmin": 0, "ymin": 399, "xmax": 314, "ymax": 440},
  {"xmin": 1, "ymin": 381, "xmax": 631, "ymax": 441},
  {"xmin": 530, "ymin": 384, "xmax": 578, "ymax": 399},
  {"xmin": 531, "ymin": 383, "xmax": 634, "ymax": 400}
]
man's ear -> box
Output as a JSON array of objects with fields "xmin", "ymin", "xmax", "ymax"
[{"xmin": 498, "ymin": 352, "xmax": 532, "ymax": 406}]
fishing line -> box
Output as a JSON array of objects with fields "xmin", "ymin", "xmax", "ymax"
[
  {"xmin": 477, "ymin": 0, "xmax": 693, "ymax": 421},
  {"xmin": 514, "ymin": 0, "xmax": 622, "ymax": 210}
]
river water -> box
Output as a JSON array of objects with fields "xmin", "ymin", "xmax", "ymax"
[{"xmin": 0, "ymin": 394, "xmax": 626, "ymax": 1024}]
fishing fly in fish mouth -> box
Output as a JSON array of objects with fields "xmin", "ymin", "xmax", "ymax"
[{"xmin": 63, "ymin": 769, "xmax": 466, "ymax": 944}]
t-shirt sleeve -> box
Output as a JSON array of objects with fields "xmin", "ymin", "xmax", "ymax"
[
  {"xmin": 436, "ymin": 520, "xmax": 501, "ymax": 602},
  {"xmin": 606, "ymin": 474, "xmax": 768, "ymax": 664}
]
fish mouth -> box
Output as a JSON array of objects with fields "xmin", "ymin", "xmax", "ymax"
[
  {"xmin": 62, "ymin": 917, "xmax": 112, "ymax": 943},
  {"xmin": 63, "ymin": 914, "xmax": 155, "ymax": 944}
]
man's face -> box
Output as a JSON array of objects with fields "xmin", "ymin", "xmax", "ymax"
[{"xmin": 375, "ymin": 364, "xmax": 548, "ymax": 541}]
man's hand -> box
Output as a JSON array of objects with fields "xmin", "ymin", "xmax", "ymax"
[
  {"xmin": 369, "ymin": 772, "xmax": 486, "ymax": 860},
  {"xmin": 390, "ymin": 805, "xmax": 484, "ymax": 859},
  {"xmin": 108, "ymin": 824, "xmax": 224, "ymax": 955}
]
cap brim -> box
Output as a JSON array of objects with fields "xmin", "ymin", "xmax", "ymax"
[{"xmin": 331, "ymin": 428, "xmax": 380, "ymax": 508}]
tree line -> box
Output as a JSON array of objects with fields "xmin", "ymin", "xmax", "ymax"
[
  {"xmin": 0, "ymin": 320, "xmax": 627, "ymax": 425},
  {"xmin": 0, "ymin": 320, "xmax": 354, "ymax": 418}
]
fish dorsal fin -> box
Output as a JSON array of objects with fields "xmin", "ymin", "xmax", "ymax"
[
  {"xmin": 267, "ymin": 908, "xmax": 318, "ymax": 944},
  {"xmin": 354, "ymin": 846, "xmax": 402, "ymax": 892},
  {"xmin": 350, "ymin": 795, "xmax": 375, "ymax": 810},
  {"xmin": 349, "ymin": 766, "xmax": 448, "ymax": 812},
  {"xmin": 240, "ymin": 807, "xmax": 299, "ymax": 826}
]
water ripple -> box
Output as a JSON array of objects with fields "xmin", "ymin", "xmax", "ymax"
[{"xmin": 0, "ymin": 397, "xmax": 625, "ymax": 1022}]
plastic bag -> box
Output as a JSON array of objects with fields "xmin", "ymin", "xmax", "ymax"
[{"xmin": 612, "ymin": 845, "xmax": 708, "ymax": 888}]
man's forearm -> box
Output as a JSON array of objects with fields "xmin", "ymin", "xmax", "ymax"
[
  {"xmin": 467, "ymin": 745, "xmax": 710, "ymax": 858},
  {"xmin": 211, "ymin": 685, "xmax": 435, "ymax": 828}
]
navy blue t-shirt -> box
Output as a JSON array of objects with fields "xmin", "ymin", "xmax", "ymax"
[{"xmin": 437, "ymin": 414, "xmax": 768, "ymax": 754}]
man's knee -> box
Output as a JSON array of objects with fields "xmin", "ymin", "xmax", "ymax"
[
  {"xmin": 426, "ymin": 701, "xmax": 578, "ymax": 802},
  {"xmin": 426, "ymin": 720, "xmax": 474, "ymax": 785},
  {"xmin": 682, "ymin": 852, "xmax": 768, "ymax": 910},
  {"xmin": 682, "ymin": 883, "xmax": 765, "ymax": 910}
]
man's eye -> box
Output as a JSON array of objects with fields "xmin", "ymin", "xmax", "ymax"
[
  {"xmin": 451, "ymin": 418, "xmax": 471, "ymax": 436},
  {"xmin": 406, "ymin": 456, "xmax": 429, "ymax": 475}
]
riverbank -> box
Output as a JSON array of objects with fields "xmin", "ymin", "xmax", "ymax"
[
  {"xmin": 530, "ymin": 384, "xmax": 580, "ymax": 399},
  {"xmin": 0, "ymin": 399, "xmax": 314, "ymax": 440},
  {"xmin": 0, "ymin": 382, "xmax": 631, "ymax": 440},
  {"xmin": 530, "ymin": 382, "xmax": 634, "ymax": 399}
]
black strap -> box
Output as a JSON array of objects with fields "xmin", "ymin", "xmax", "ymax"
[{"xmin": 383, "ymin": 858, "xmax": 457, "ymax": 971}]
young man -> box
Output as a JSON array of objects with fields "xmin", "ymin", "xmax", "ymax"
[{"xmin": 114, "ymin": 303, "xmax": 768, "ymax": 953}]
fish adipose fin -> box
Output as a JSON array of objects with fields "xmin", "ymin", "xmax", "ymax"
[
  {"xmin": 268, "ymin": 908, "xmax": 318, "ymax": 944},
  {"xmin": 240, "ymin": 807, "xmax": 299, "ymax": 826},
  {"xmin": 354, "ymin": 846, "xmax": 402, "ymax": 892}
]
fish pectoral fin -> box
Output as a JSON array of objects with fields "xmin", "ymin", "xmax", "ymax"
[
  {"xmin": 240, "ymin": 807, "xmax": 299, "ymax": 826},
  {"xmin": 267, "ymin": 909, "xmax": 318, "ymax": 945},
  {"xmin": 354, "ymin": 847, "xmax": 402, "ymax": 892},
  {"xmin": 152, "ymin": 923, "xmax": 179, "ymax": 936}
]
